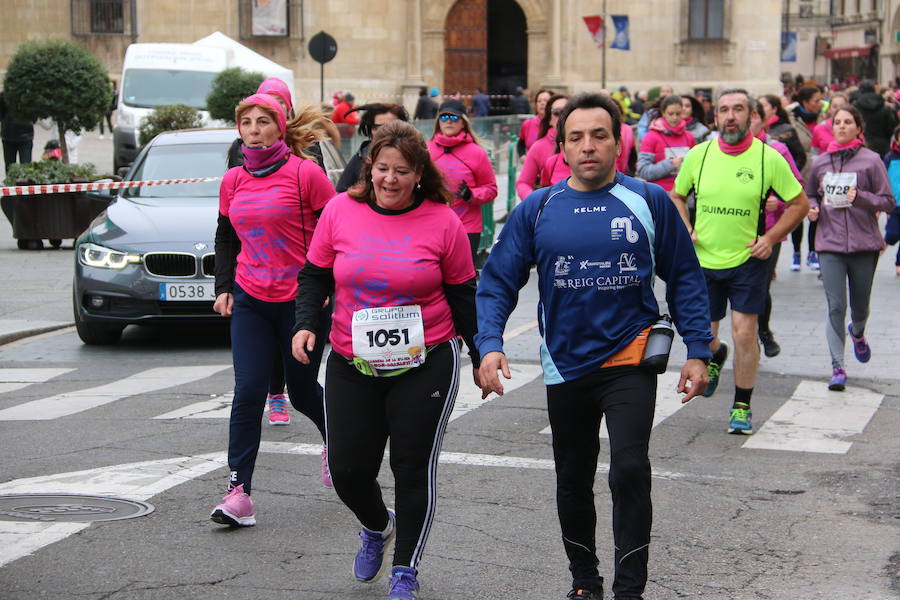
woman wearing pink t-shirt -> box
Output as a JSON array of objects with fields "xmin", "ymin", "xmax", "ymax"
[
  {"xmin": 517, "ymin": 88, "xmax": 552, "ymax": 156},
  {"xmin": 516, "ymin": 93, "xmax": 569, "ymax": 200},
  {"xmin": 428, "ymin": 98, "xmax": 497, "ymax": 263},
  {"xmin": 636, "ymin": 94, "xmax": 695, "ymax": 191},
  {"xmin": 291, "ymin": 121, "xmax": 479, "ymax": 600},
  {"xmin": 209, "ymin": 94, "xmax": 336, "ymax": 528}
]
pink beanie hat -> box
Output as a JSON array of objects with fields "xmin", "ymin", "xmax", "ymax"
[
  {"xmin": 237, "ymin": 93, "xmax": 287, "ymax": 137},
  {"xmin": 257, "ymin": 77, "xmax": 293, "ymax": 115}
]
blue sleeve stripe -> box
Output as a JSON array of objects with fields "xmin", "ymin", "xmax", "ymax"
[{"xmin": 610, "ymin": 183, "xmax": 656, "ymax": 274}]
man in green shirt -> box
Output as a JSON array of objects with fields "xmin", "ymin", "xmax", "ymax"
[{"xmin": 670, "ymin": 89, "xmax": 809, "ymax": 434}]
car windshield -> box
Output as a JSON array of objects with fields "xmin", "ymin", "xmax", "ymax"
[
  {"xmin": 124, "ymin": 142, "xmax": 228, "ymax": 199},
  {"xmin": 122, "ymin": 69, "xmax": 217, "ymax": 109}
]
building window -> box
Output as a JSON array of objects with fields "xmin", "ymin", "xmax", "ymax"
[
  {"xmin": 72, "ymin": 0, "xmax": 130, "ymax": 36},
  {"xmin": 91, "ymin": 0, "xmax": 124, "ymax": 33},
  {"xmin": 238, "ymin": 0, "xmax": 303, "ymax": 39},
  {"xmin": 689, "ymin": 0, "xmax": 724, "ymax": 40}
]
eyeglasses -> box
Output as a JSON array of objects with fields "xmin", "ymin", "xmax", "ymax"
[
  {"xmin": 551, "ymin": 109, "xmax": 564, "ymax": 116},
  {"xmin": 439, "ymin": 114, "xmax": 461, "ymax": 122}
]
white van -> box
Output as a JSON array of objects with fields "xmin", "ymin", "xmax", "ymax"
[
  {"xmin": 114, "ymin": 35, "xmax": 297, "ymax": 171},
  {"xmin": 114, "ymin": 43, "xmax": 227, "ymax": 170}
]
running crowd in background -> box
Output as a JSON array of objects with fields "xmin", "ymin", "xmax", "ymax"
[{"xmin": 199, "ymin": 74, "xmax": 898, "ymax": 600}]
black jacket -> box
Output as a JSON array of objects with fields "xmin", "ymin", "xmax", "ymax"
[
  {"xmin": 0, "ymin": 94, "xmax": 34, "ymax": 143},
  {"xmin": 853, "ymin": 92, "xmax": 898, "ymax": 157},
  {"xmin": 414, "ymin": 96, "xmax": 438, "ymax": 120},
  {"xmin": 508, "ymin": 93, "xmax": 531, "ymax": 115},
  {"xmin": 768, "ymin": 119, "xmax": 807, "ymax": 172}
]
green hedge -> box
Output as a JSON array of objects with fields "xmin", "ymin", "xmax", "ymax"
[
  {"xmin": 138, "ymin": 104, "xmax": 203, "ymax": 147},
  {"xmin": 4, "ymin": 161, "xmax": 99, "ymax": 186}
]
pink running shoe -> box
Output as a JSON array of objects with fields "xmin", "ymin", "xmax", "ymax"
[
  {"xmin": 321, "ymin": 445, "xmax": 333, "ymax": 488},
  {"xmin": 210, "ymin": 484, "xmax": 256, "ymax": 527},
  {"xmin": 267, "ymin": 394, "xmax": 291, "ymax": 425}
]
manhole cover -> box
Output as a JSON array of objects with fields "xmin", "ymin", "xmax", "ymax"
[{"xmin": 0, "ymin": 494, "xmax": 155, "ymax": 523}]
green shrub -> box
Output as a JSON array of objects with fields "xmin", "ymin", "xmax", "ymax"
[
  {"xmin": 206, "ymin": 67, "xmax": 266, "ymax": 124},
  {"xmin": 4, "ymin": 161, "xmax": 98, "ymax": 186},
  {"xmin": 2, "ymin": 40, "xmax": 112, "ymax": 163},
  {"xmin": 138, "ymin": 104, "xmax": 203, "ymax": 147}
]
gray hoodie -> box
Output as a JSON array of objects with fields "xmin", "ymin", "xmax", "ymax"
[{"xmin": 805, "ymin": 146, "xmax": 895, "ymax": 253}]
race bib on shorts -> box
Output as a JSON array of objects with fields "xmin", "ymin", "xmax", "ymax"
[
  {"xmin": 823, "ymin": 171, "xmax": 857, "ymax": 209},
  {"xmin": 351, "ymin": 305, "xmax": 426, "ymax": 370}
]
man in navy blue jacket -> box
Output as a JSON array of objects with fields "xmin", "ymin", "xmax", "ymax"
[{"xmin": 476, "ymin": 93, "xmax": 712, "ymax": 600}]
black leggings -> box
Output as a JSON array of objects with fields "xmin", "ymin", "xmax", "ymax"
[
  {"xmin": 547, "ymin": 366, "xmax": 656, "ymax": 599},
  {"xmin": 268, "ymin": 298, "xmax": 332, "ymax": 397},
  {"xmin": 467, "ymin": 232, "xmax": 481, "ymax": 269},
  {"xmin": 759, "ymin": 242, "xmax": 782, "ymax": 334},
  {"xmin": 791, "ymin": 220, "xmax": 816, "ymax": 253},
  {"xmin": 324, "ymin": 339, "xmax": 460, "ymax": 568},
  {"xmin": 268, "ymin": 354, "xmax": 285, "ymax": 396}
]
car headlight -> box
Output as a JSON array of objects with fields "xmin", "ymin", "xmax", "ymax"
[{"xmin": 78, "ymin": 243, "xmax": 141, "ymax": 269}]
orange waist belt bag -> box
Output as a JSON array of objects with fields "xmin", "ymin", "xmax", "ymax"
[
  {"xmin": 601, "ymin": 316, "xmax": 675, "ymax": 374},
  {"xmin": 601, "ymin": 327, "xmax": 650, "ymax": 368}
]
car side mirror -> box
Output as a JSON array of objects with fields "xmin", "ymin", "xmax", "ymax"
[{"xmin": 117, "ymin": 166, "xmax": 130, "ymax": 179}]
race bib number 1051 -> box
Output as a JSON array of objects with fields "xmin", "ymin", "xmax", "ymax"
[{"xmin": 351, "ymin": 305, "xmax": 426, "ymax": 370}]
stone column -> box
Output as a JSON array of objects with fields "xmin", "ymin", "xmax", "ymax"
[
  {"xmin": 402, "ymin": 0, "xmax": 427, "ymax": 111},
  {"xmin": 537, "ymin": 0, "xmax": 564, "ymax": 90}
]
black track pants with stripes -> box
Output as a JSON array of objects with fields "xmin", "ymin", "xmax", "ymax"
[
  {"xmin": 547, "ymin": 365, "xmax": 657, "ymax": 599},
  {"xmin": 324, "ymin": 338, "xmax": 460, "ymax": 568}
]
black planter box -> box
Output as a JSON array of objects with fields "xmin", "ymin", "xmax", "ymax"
[{"xmin": 1, "ymin": 192, "xmax": 109, "ymax": 245}]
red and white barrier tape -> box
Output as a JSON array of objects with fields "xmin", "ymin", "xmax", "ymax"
[{"xmin": 0, "ymin": 176, "xmax": 223, "ymax": 198}]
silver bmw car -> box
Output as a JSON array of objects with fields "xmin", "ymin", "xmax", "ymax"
[{"xmin": 73, "ymin": 128, "xmax": 346, "ymax": 344}]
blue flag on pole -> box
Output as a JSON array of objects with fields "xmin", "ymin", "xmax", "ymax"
[{"xmin": 610, "ymin": 15, "xmax": 630, "ymax": 50}]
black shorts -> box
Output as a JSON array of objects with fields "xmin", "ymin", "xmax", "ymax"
[{"xmin": 703, "ymin": 257, "xmax": 768, "ymax": 321}]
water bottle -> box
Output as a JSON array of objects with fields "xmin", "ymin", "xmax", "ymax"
[{"xmin": 640, "ymin": 315, "xmax": 674, "ymax": 374}]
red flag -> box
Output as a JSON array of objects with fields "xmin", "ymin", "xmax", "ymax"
[{"xmin": 583, "ymin": 15, "xmax": 605, "ymax": 48}]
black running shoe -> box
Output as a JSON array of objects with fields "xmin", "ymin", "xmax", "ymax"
[
  {"xmin": 567, "ymin": 587, "xmax": 603, "ymax": 600},
  {"xmin": 759, "ymin": 330, "xmax": 781, "ymax": 358}
]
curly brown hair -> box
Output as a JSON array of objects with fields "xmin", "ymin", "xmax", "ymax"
[{"xmin": 348, "ymin": 120, "xmax": 452, "ymax": 205}]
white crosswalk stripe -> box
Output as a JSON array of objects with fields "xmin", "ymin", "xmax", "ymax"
[
  {"xmin": 538, "ymin": 370, "xmax": 685, "ymax": 437},
  {"xmin": 0, "ymin": 365, "xmax": 231, "ymax": 421},
  {"xmin": 742, "ymin": 380, "xmax": 884, "ymax": 454},
  {"xmin": 0, "ymin": 452, "xmax": 226, "ymax": 568},
  {"xmin": 0, "ymin": 362, "xmax": 887, "ymax": 456},
  {"xmin": 153, "ymin": 363, "xmax": 545, "ymax": 421},
  {"xmin": 0, "ymin": 368, "xmax": 76, "ymax": 394},
  {"xmin": 449, "ymin": 363, "xmax": 543, "ymax": 423}
]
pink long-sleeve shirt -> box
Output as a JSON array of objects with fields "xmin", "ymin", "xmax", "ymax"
[{"xmin": 428, "ymin": 132, "xmax": 498, "ymax": 234}]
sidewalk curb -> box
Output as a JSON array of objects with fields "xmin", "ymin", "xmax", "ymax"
[{"xmin": 0, "ymin": 322, "xmax": 74, "ymax": 347}]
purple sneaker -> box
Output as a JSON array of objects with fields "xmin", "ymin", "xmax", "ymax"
[
  {"xmin": 847, "ymin": 323, "xmax": 871, "ymax": 363},
  {"xmin": 388, "ymin": 566, "xmax": 419, "ymax": 600},
  {"xmin": 828, "ymin": 367, "xmax": 847, "ymax": 391},
  {"xmin": 353, "ymin": 509, "xmax": 396, "ymax": 583}
]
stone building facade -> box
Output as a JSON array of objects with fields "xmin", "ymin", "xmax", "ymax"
[{"xmin": 1, "ymin": 0, "xmax": 789, "ymax": 109}]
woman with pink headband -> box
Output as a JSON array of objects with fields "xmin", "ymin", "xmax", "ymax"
[
  {"xmin": 225, "ymin": 78, "xmax": 338, "ymax": 437},
  {"xmin": 210, "ymin": 93, "xmax": 336, "ymax": 527}
]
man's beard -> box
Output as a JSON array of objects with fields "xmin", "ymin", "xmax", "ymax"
[{"xmin": 720, "ymin": 121, "xmax": 750, "ymax": 144}]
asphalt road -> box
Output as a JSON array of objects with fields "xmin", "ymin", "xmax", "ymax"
[
  {"xmin": 0, "ymin": 129, "xmax": 898, "ymax": 597},
  {"xmin": 0, "ymin": 273, "xmax": 897, "ymax": 599}
]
